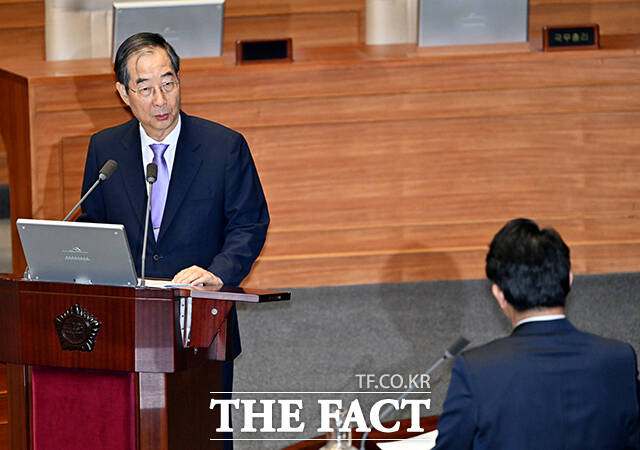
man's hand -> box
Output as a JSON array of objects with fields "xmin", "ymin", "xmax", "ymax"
[{"xmin": 172, "ymin": 265, "xmax": 223, "ymax": 286}]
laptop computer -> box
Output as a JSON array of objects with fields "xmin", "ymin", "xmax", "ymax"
[
  {"xmin": 17, "ymin": 219, "xmax": 138, "ymax": 287},
  {"xmin": 112, "ymin": 0, "xmax": 225, "ymax": 60}
]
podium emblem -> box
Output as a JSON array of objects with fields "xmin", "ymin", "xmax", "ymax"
[{"xmin": 54, "ymin": 304, "xmax": 101, "ymax": 352}]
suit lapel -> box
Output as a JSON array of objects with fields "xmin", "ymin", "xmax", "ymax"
[
  {"xmin": 117, "ymin": 121, "xmax": 148, "ymax": 228},
  {"xmin": 157, "ymin": 113, "xmax": 203, "ymax": 242}
]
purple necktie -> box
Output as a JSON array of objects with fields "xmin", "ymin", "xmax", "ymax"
[{"xmin": 149, "ymin": 143, "xmax": 169, "ymax": 240}]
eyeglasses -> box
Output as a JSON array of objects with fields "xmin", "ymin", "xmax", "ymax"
[{"xmin": 129, "ymin": 80, "xmax": 179, "ymax": 98}]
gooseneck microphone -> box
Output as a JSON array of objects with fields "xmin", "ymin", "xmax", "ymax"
[
  {"xmin": 63, "ymin": 159, "xmax": 118, "ymax": 221},
  {"xmin": 444, "ymin": 337, "xmax": 470, "ymax": 359},
  {"xmin": 139, "ymin": 163, "xmax": 157, "ymax": 287},
  {"xmin": 358, "ymin": 336, "xmax": 470, "ymax": 450}
]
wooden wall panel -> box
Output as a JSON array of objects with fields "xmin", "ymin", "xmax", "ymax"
[
  {"xmin": 0, "ymin": 0, "xmax": 43, "ymax": 63},
  {"xmin": 29, "ymin": 49, "xmax": 640, "ymax": 112},
  {"xmin": 225, "ymin": 0, "xmax": 364, "ymax": 16},
  {"xmin": 243, "ymin": 113, "xmax": 640, "ymax": 227},
  {"xmin": 223, "ymin": 0, "xmax": 364, "ymax": 49},
  {"xmin": 186, "ymin": 84, "xmax": 640, "ymax": 127},
  {"xmin": 57, "ymin": 113, "xmax": 640, "ymax": 223},
  {"xmin": 0, "ymin": 27, "xmax": 44, "ymax": 61},
  {"xmin": 54, "ymin": 83, "xmax": 640, "ymax": 212},
  {"xmin": 260, "ymin": 218, "xmax": 640, "ymax": 258},
  {"xmin": 0, "ymin": 1, "xmax": 42, "ymax": 29},
  {"xmin": 224, "ymin": 12, "xmax": 361, "ymax": 51},
  {"xmin": 249, "ymin": 242, "xmax": 640, "ymax": 287}
]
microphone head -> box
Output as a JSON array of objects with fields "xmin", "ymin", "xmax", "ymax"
[
  {"xmin": 146, "ymin": 163, "xmax": 158, "ymax": 183},
  {"xmin": 444, "ymin": 337, "xmax": 470, "ymax": 359},
  {"xmin": 98, "ymin": 159, "xmax": 118, "ymax": 181}
]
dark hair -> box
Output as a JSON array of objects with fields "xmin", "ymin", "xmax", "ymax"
[
  {"xmin": 485, "ymin": 218, "xmax": 571, "ymax": 311},
  {"xmin": 114, "ymin": 32, "xmax": 180, "ymax": 90}
]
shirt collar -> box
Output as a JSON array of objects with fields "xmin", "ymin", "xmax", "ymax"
[
  {"xmin": 515, "ymin": 314, "xmax": 566, "ymax": 328},
  {"xmin": 139, "ymin": 115, "xmax": 181, "ymax": 150}
]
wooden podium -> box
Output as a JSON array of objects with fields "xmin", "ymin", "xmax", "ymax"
[{"xmin": 0, "ymin": 277, "xmax": 289, "ymax": 450}]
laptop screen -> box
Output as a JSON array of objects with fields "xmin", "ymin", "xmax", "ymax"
[{"xmin": 17, "ymin": 219, "xmax": 138, "ymax": 287}]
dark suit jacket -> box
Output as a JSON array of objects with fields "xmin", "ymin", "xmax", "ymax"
[
  {"xmin": 434, "ymin": 319, "xmax": 640, "ymax": 449},
  {"xmin": 80, "ymin": 111, "xmax": 270, "ymax": 359}
]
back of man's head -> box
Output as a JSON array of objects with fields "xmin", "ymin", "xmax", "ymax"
[{"xmin": 485, "ymin": 218, "xmax": 571, "ymax": 311}]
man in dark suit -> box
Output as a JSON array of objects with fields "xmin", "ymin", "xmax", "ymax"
[
  {"xmin": 80, "ymin": 33, "xmax": 269, "ymax": 449},
  {"xmin": 81, "ymin": 32, "xmax": 269, "ymax": 286},
  {"xmin": 434, "ymin": 218, "xmax": 640, "ymax": 449}
]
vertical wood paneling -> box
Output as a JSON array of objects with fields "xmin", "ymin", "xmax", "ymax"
[{"xmin": 0, "ymin": 70, "xmax": 31, "ymax": 275}]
